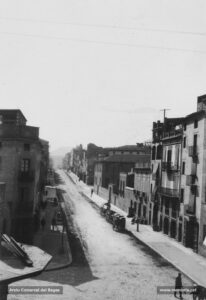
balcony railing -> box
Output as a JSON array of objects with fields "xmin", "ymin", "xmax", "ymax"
[
  {"xmin": 162, "ymin": 129, "xmax": 182, "ymax": 139},
  {"xmin": 191, "ymin": 184, "xmax": 198, "ymax": 196},
  {"xmin": 188, "ymin": 146, "xmax": 198, "ymax": 161},
  {"xmin": 162, "ymin": 162, "xmax": 179, "ymax": 172},
  {"xmin": 184, "ymin": 204, "xmax": 195, "ymax": 215},
  {"xmin": 186, "ymin": 175, "xmax": 196, "ymax": 186},
  {"xmin": 18, "ymin": 171, "xmax": 35, "ymax": 182},
  {"xmin": 172, "ymin": 210, "xmax": 177, "ymax": 218},
  {"xmin": 159, "ymin": 187, "xmax": 180, "ymax": 198}
]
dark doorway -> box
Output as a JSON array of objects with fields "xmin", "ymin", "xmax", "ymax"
[
  {"xmin": 178, "ymin": 223, "xmax": 182, "ymax": 242},
  {"xmin": 170, "ymin": 220, "xmax": 176, "ymax": 238},
  {"xmin": 163, "ymin": 217, "xmax": 169, "ymax": 235}
]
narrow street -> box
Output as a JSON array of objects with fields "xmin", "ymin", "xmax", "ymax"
[{"xmin": 55, "ymin": 170, "xmax": 193, "ymax": 300}]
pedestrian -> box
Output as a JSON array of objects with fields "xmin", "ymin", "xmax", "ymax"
[
  {"xmin": 174, "ymin": 272, "xmax": 183, "ymax": 299},
  {"xmin": 136, "ymin": 218, "xmax": 140, "ymax": 232},
  {"xmin": 91, "ymin": 188, "xmax": 94, "ymax": 197},
  {"xmin": 51, "ymin": 216, "xmax": 57, "ymax": 231},
  {"xmin": 40, "ymin": 217, "xmax": 46, "ymax": 231}
]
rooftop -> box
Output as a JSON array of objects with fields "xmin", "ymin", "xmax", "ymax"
[
  {"xmin": 0, "ymin": 109, "xmax": 27, "ymax": 124},
  {"xmin": 184, "ymin": 110, "xmax": 206, "ymax": 121}
]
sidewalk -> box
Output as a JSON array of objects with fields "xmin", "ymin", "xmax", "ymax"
[
  {"xmin": 66, "ymin": 171, "xmax": 206, "ymax": 288},
  {"xmin": 33, "ymin": 199, "xmax": 72, "ymax": 271}
]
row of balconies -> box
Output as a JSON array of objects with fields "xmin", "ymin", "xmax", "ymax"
[{"xmin": 158, "ymin": 183, "xmax": 198, "ymax": 198}]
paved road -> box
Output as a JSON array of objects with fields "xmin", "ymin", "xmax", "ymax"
[{"xmin": 55, "ymin": 170, "xmax": 193, "ymax": 300}]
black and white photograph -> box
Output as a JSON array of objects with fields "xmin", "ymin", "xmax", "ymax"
[{"xmin": 0, "ymin": 1, "xmax": 206, "ymax": 299}]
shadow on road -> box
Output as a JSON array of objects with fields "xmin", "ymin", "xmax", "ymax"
[{"xmin": 35, "ymin": 226, "xmax": 98, "ymax": 286}]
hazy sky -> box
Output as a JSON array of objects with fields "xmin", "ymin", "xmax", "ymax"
[{"xmin": 0, "ymin": 0, "xmax": 206, "ymax": 151}]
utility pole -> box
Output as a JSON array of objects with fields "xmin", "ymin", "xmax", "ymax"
[{"xmin": 160, "ymin": 109, "xmax": 170, "ymax": 123}]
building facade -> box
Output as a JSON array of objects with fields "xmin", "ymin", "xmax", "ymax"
[{"xmin": 0, "ymin": 109, "xmax": 49, "ymax": 243}]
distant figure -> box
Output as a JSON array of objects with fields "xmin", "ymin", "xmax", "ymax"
[
  {"xmin": 174, "ymin": 273, "xmax": 183, "ymax": 299},
  {"xmin": 40, "ymin": 217, "xmax": 46, "ymax": 231},
  {"xmin": 51, "ymin": 216, "xmax": 57, "ymax": 231},
  {"xmin": 91, "ymin": 188, "xmax": 94, "ymax": 197}
]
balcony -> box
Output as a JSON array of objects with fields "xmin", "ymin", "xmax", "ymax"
[
  {"xmin": 172, "ymin": 210, "xmax": 177, "ymax": 218},
  {"xmin": 191, "ymin": 184, "xmax": 198, "ymax": 196},
  {"xmin": 184, "ymin": 203, "xmax": 195, "ymax": 215},
  {"xmin": 186, "ymin": 175, "xmax": 196, "ymax": 186},
  {"xmin": 18, "ymin": 171, "xmax": 35, "ymax": 182},
  {"xmin": 188, "ymin": 146, "xmax": 198, "ymax": 161},
  {"xmin": 162, "ymin": 129, "xmax": 182, "ymax": 140},
  {"xmin": 162, "ymin": 162, "xmax": 179, "ymax": 172},
  {"xmin": 159, "ymin": 187, "xmax": 180, "ymax": 198}
]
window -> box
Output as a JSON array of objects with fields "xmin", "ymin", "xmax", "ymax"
[
  {"xmin": 152, "ymin": 146, "xmax": 156, "ymax": 160},
  {"xmin": 24, "ymin": 143, "xmax": 30, "ymax": 151},
  {"xmin": 203, "ymin": 225, "xmax": 206, "ymax": 242},
  {"xmin": 183, "ymin": 137, "xmax": 186, "ymax": 148},
  {"xmin": 21, "ymin": 159, "xmax": 30, "ymax": 172},
  {"xmin": 184, "ymin": 123, "xmax": 187, "ymax": 131},
  {"xmin": 167, "ymin": 149, "xmax": 172, "ymax": 163},
  {"xmin": 194, "ymin": 134, "xmax": 197, "ymax": 154},
  {"xmin": 182, "ymin": 162, "xmax": 185, "ymax": 174},
  {"xmin": 194, "ymin": 120, "xmax": 198, "ymax": 129},
  {"xmin": 180, "ymin": 189, "xmax": 184, "ymax": 203},
  {"xmin": 156, "ymin": 145, "xmax": 162, "ymax": 159}
]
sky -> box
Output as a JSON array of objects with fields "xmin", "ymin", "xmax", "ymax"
[{"xmin": 0, "ymin": 0, "xmax": 206, "ymax": 152}]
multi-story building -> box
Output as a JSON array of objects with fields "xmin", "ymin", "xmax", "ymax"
[
  {"xmin": 134, "ymin": 160, "xmax": 151, "ymax": 224},
  {"xmin": 151, "ymin": 121, "xmax": 164, "ymax": 230},
  {"xmin": 151, "ymin": 118, "xmax": 184, "ymax": 238},
  {"xmin": 0, "ymin": 109, "xmax": 49, "ymax": 243},
  {"xmin": 159, "ymin": 118, "xmax": 184, "ymax": 240},
  {"xmin": 150, "ymin": 95, "xmax": 206, "ymax": 257},
  {"xmin": 86, "ymin": 143, "xmax": 105, "ymax": 185},
  {"xmin": 181, "ymin": 95, "xmax": 206, "ymax": 255},
  {"xmin": 94, "ymin": 144, "xmax": 151, "ymax": 214},
  {"xmin": 68, "ymin": 144, "xmax": 87, "ymax": 182}
]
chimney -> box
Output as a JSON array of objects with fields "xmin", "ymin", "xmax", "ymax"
[{"xmin": 197, "ymin": 94, "xmax": 206, "ymax": 112}]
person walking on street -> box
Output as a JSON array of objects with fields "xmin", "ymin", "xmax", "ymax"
[
  {"xmin": 174, "ymin": 272, "xmax": 183, "ymax": 299},
  {"xmin": 91, "ymin": 188, "xmax": 94, "ymax": 197}
]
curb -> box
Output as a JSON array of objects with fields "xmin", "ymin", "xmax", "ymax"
[
  {"xmin": 65, "ymin": 171, "xmax": 77, "ymax": 185},
  {"xmin": 56, "ymin": 189, "xmax": 73, "ymax": 266},
  {"xmin": 81, "ymin": 191, "xmax": 203, "ymax": 287}
]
